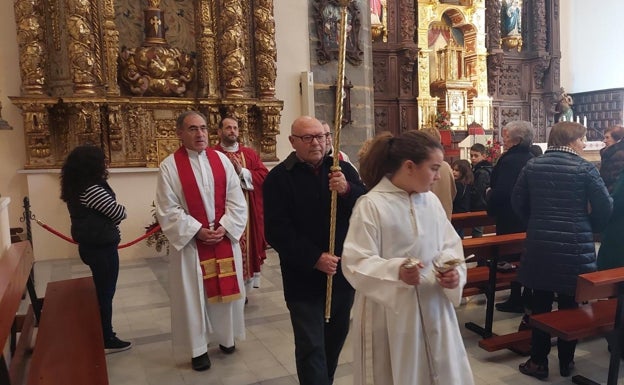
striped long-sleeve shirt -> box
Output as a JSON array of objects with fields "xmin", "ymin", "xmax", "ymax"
[{"xmin": 79, "ymin": 184, "xmax": 127, "ymax": 225}]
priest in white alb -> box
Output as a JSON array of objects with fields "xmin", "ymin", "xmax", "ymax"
[{"xmin": 156, "ymin": 111, "xmax": 248, "ymax": 372}]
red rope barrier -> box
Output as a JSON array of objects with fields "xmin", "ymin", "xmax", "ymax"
[
  {"xmin": 118, "ymin": 224, "xmax": 162, "ymax": 249},
  {"xmin": 34, "ymin": 218, "xmax": 162, "ymax": 249},
  {"xmin": 35, "ymin": 219, "xmax": 77, "ymax": 244}
]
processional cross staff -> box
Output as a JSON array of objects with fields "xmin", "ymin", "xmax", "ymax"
[{"xmin": 325, "ymin": 0, "xmax": 351, "ymax": 323}]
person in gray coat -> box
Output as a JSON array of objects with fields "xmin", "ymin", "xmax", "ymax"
[{"xmin": 512, "ymin": 121, "xmax": 613, "ymax": 380}]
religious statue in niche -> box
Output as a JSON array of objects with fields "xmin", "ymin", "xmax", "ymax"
[
  {"xmin": 502, "ymin": 0, "xmax": 521, "ymax": 37},
  {"xmin": 501, "ymin": 0, "xmax": 523, "ymax": 51},
  {"xmin": 370, "ymin": 0, "xmax": 386, "ymax": 42},
  {"xmin": 314, "ymin": 0, "xmax": 363, "ymax": 66}
]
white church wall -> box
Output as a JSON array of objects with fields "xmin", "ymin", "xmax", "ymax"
[{"xmin": 560, "ymin": 0, "xmax": 624, "ymax": 93}]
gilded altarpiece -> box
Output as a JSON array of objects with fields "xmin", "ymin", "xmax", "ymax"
[
  {"xmin": 371, "ymin": 0, "xmax": 491, "ymax": 136},
  {"xmin": 11, "ymin": 0, "xmax": 283, "ymax": 169}
]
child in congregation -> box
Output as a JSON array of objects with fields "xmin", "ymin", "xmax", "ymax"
[
  {"xmin": 451, "ymin": 159, "xmax": 473, "ymax": 238},
  {"xmin": 469, "ymin": 143, "xmax": 493, "ymax": 238}
]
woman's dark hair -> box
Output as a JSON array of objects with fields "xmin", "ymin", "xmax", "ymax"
[
  {"xmin": 452, "ymin": 159, "xmax": 474, "ymax": 185},
  {"xmin": 60, "ymin": 145, "xmax": 108, "ymax": 203},
  {"xmin": 547, "ymin": 122, "xmax": 587, "ymax": 147},
  {"xmin": 605, "ymin": 125, "xmax": 624, "ymax": 142},
  {"xmin": 359, "ymin": 130, "xmax": 443, "ymax": 188}
]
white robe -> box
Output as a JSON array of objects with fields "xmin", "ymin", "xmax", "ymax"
[
  {"xmin": 156, "ymin": 149, "xmax": 248, "ymax": 358},
  {"xmin": 342, "ymin": 177, "xmax": 474, "ymax": 385}
]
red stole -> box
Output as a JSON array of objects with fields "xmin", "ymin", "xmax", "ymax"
[{"xmin": 174, "ymin": 146, "xmax": 241, "ymax": 303}]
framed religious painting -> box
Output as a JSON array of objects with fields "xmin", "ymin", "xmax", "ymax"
[{"xmin": 314, "ymin": 0, "xmax": 363, "ymax": 66}]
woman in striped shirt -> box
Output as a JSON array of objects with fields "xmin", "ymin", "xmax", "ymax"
[{"xmin": 60, "ymin": 145, "xmax": 131, "ymax": 354}]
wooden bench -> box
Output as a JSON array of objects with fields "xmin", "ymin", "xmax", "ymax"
[
  {"xmin": 0, "ymin": 241, "xmax": 40, "ymax": 385},
  {"xmin": 27, "ymin": 277, "xmax": 109, "ymax": 385},
  {"xmin": 529, "ymin": 267, "xmax": 624, "ymax": 385},
  {"xmin": 451, "ymin": 210, "xmax": 496, "ymax": 236},
  {"xmin": 0, "ymin": 240, "xmax": 109, "ymax": 385},
  {"xmin": 461, "ymin": 232, "xmax": 525, "ymax": 339}
]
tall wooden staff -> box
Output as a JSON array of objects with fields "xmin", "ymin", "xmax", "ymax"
[{"xmin": 325, "ymin": 0, "xmax": 351, "ymax": 323}]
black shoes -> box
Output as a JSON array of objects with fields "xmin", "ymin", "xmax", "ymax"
[
  {"xmin": 219, "ymin": 344, "xmax": 236, "ymax": 354},
  {"xmin": 518, "ymin": 314, "xmax": 531, "ymax": 331},
  {"xmin": 560, "ymin": 361, "xmax": 575, "ymax": 377},
  {"xmin": 519, "ymin": 358, "xmax": 549, "ymax": 379},
  {"xmin": 192, "ymin": 352, "xmax": 211, "ymax": 371},
  {"xmin": 104, "ymin": 336, "xmax": 132, "ymax": 354},
  {"xmin": 495, "ymin": 298, "xmax": 524, "ymax": 313}
]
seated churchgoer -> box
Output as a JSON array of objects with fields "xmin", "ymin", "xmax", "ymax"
[{"xmin": 513, "ymin": 121, "xmax": 612, "ymax": 380}]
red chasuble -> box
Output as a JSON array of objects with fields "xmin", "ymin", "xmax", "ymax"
[
  {"xmin": 174, "ymin": 146, "xmax": 241, "ymax": 303},
  {"xmin": 214, "ymin": 145, "xmax": 268, "ymax": 282}
]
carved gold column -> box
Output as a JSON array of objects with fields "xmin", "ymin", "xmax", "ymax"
[
  {"xmin": 14, "ymin": 0, "xmax": 47, "ymax": 95},
  {"xmin": 196, "ymin": 0, "xmax": 219, "ymax": 97},
  {"xmin": 416, "ymin": 1, "xmax": 437, "ymax": 128},
  {"xmin": 66, "ymin": 0, "xmax": 99, "ymax": 94},
  {"xmin": 258, "ymin": 103, "xmax": 282, "ymax": 161},
  {"xmin": 253, "ymin": 0, "xmax": 277, "ymax": 100},
  {"xmin": 10, "ymin": 98, "xmax": 57, "ymax": 168},
  {"xmin": 102, "ymin": 0, "xmax": 120, "ymax": 95},
  {"xmin": 219, "ymin": 0, "xmax": 246, "ymax": 98}
]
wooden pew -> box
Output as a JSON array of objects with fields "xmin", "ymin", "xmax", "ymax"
[
  {"xmin": 529, "ymin": 267, "xmax": 624, "ymax": 385},
  {"xmin": 27, "ymin": 277, "xmax": 109, "ymax": 385},
  {"xmin": 0, "ymin": 241, "xmax": 40, "ymax": 385},
  {"xmin": 461, "ymin": 232, "xmax": 526, "ymax": 340},
  {"xmin": 451, "ymin": 210, "xmax": 496, "ymax": 232},
  {"xmin": 0, "ymin": 241, "xmax": 109, "ymax": 385}
]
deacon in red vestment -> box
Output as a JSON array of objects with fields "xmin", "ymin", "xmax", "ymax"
[{"xmin": 214, "ymin": 117, "xmax": 269, "ymax": 292}]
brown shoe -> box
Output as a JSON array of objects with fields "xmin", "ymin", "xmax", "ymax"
[{"xmin": 519, "ymin": 358, "xmax": 548, "ymax": 379}]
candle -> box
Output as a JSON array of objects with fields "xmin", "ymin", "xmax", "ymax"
[
  {"xmin": 583, "ymin": 116, "xmax": 587, "ymax": 126},
  {"xmin": 576, "ymin": 116, "xmax": 580, "ymax": 123}
]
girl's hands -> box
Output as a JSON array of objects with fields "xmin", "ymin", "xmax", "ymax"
[{"xmin": 436, "ymin": 268, "xmax": 459, "ymax": 289}]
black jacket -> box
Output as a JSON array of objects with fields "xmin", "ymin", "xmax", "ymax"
[
  {"xmin": 486, "ymin": 144, "xmax": 533, "ymax": 234},
  {"xmin": 471, "ymin": 160, "xmax": 492, "ymax": 210},
  {"xmin": 600, "ymin": 139, "xmax": 624, "ymax": 193},
  {"xmin": 67, "ymin": 182, "xmax": 121, "ymax": 246},
  {"xmin": 513, "ymin": 149, "xmax": 612, "ymax": 295},
  {"xmin": 263, "ymin": 153, "xmax": 367, "ymax": 302}
]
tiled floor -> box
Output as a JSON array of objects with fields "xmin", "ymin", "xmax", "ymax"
[{"xmin": 31, "ymin": 250, "xmax": 621, "ymax": 385}]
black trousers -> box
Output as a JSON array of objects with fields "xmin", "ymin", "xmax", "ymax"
[
  {"xmin": 529, "ymin": 289, "xmax": 578, "ymax": 365},
  {"xmin": 78, "ymin": 243, "xmax": 120, "ymax": 341},
  {"xmin": 286, "ymin": 289, "xmax": 354, "ymax": 385}
]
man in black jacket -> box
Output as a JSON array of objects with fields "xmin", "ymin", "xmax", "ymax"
[{"xmin": 263, "ymin": 116, "xmax": 366, "ymax": 385}]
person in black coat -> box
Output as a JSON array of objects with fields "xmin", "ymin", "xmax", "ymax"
[
  {"xmin": 486, "ymin": 121, "xmax": 534, "ymax": 313},
  {"xmin": 599, "ymin": 125, "xmax": 624, "ymax": 193},
  {"xmin": 513, "ymin": 122, "xmax": 612, "ymax": 380},
  {"xmin": 60, "ymin": 145, "xmax": 132, "ymax": 353},
  {"xmin": 263, "ymin": 116, "xmax": 366, "ymax": 385}
]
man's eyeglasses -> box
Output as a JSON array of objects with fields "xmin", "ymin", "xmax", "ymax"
[
  {"xmin": 292, "ymin": 133, "xmax": 330, "ymax": 144},
  {"xmin": 186, "ymin": 126, "xmax": 208, "ymax": 133}
]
